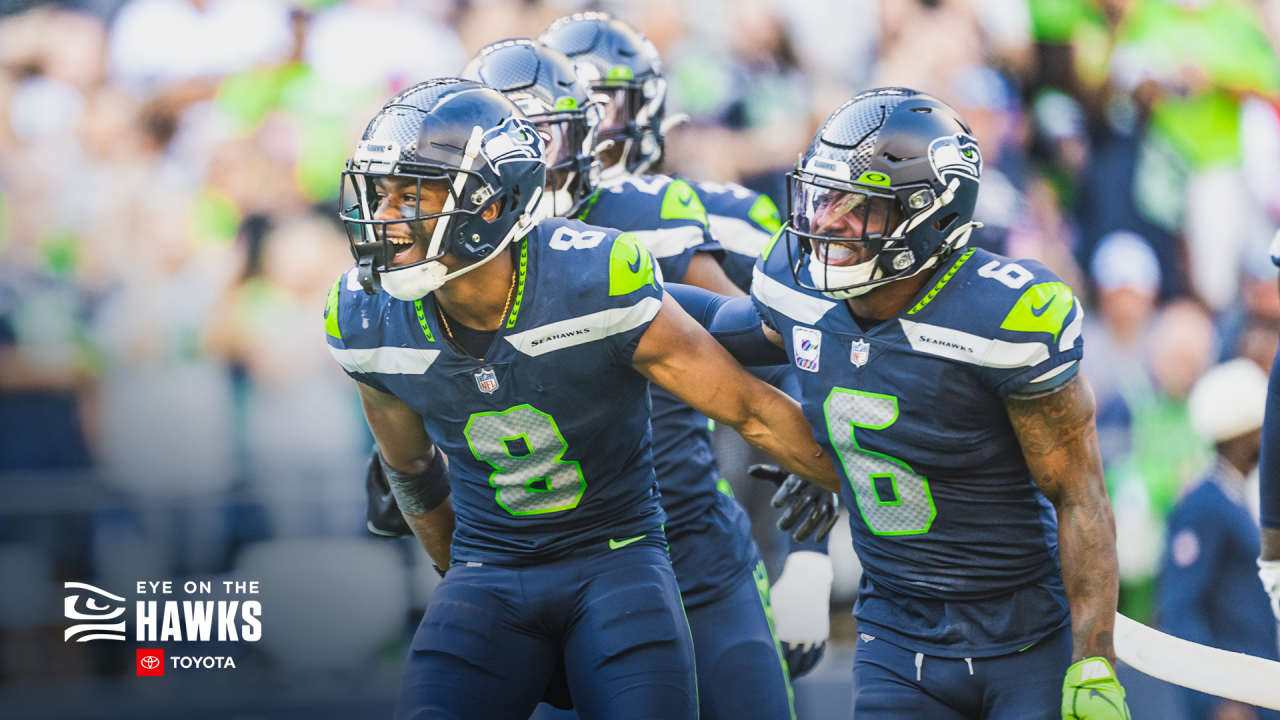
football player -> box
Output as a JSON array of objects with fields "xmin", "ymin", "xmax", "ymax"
[
  {"xmin": 462, "ymin": 36, "xmax": 802, "ymax": 717},
  {"xmin": 1259, "ymin": 234, "xmax": 1280, "ymax": 627},
  {"xmin": 669, "ymin": 88, "xmax": 1130, "ymax": 719},
  {"xmin": 326, "ymin": 79, "xmax": 838, "ymax": 719}
]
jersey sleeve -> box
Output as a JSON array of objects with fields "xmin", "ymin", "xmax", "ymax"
[
  {"xmin": 323, "ymin": 270, "xmax": 393, "ymax": 394},
  {"xmin": 964, "ymin": 261, "xmax": 1085, "ymax": 398}
]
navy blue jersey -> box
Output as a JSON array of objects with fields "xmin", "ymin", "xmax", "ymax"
[
  {"xmin": 1158, "ymin": 468, "xmax": 1279, "ymax": 660},
  {"xmin": 689, "ymin": 180, "xmax": 782, "ymax": 293},
  {"xmin": 582, "ymin": 175, "xmax": 756, "ymax": 606},
  {"xmin": 326, "ymin": 219, "xmax": 667, "ymax": 566},
  {"xmin": 579, "ymin": 174, "xmax": 715, "ymax": 283},
  {"xmin": 753, "ymin": 239, "xmax": 1084, "ymax": 656}
]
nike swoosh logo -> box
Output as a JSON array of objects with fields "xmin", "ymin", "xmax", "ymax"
[
  {"xmin": 679, "ymin": 192, "xmax": 694, "ymax": 207},
  {"xmin": 609, "ymin": 535, "xmax": 646, "ymax": 550},
  {"xmin": 1030, "ymin": 296, "xmax": 1055, "ymax": 317},
  {"xmin": 1087, "ymin": 688, "xmax": 1123, "ymax": 715},
  {"xmin": 627, "ymin": 251, "xmax": 642, "ymax": 274}
]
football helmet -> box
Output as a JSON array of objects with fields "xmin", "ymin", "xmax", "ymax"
[
  {"xmin": 787, "ymin": 88, "xmax": 983, "ymax": 300},
  {"xmin": 340, "ymin": 79, "xmax": 546, "ymax": 301},
  {"xmin": 539, "ymin": 12, "xmax": 666, "ymax": 178},
  {"xmin": 461, "ymin": 38, "xmax": 602, "ymax": 219}
]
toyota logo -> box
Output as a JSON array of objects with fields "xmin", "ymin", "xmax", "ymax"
[{"xmin": 140, "ymin": 655, "xmax": 160, "ymax": 670}]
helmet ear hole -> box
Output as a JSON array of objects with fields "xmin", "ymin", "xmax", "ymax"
[{"xmin": 933, "ymin": 212, "xmax": 959, "ymax": 232}]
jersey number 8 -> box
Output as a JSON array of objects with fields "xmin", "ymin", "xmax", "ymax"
[
  {"xmin": 464, "ymin": 405, "xmax": 587, "ymax": 516},
  {"xmin": 824, "ymin": 389, "xmax": 936, "ymax": 535}
]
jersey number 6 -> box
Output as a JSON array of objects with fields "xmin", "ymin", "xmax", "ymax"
[
  {"xmin": 824, "ymin": 389, "xmax": 936, "ymax": 535},
  {"xmin": 464, "ymin": 405, "xmax": 587, "ymax": 516}
]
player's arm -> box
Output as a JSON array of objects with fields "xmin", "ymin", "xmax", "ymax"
[
  {"xmin": 1006, "ymin": 373, "xmax": 1119, "ymax": 666},
  {"xmin": 666, "ymin": 283, "xmax": 789, "ymax": 365},
  {"xmin": 356, "ymin": 381, "xmax": 455, "ymax": 569},
  {"xmin": 633, "ymin": 292, "xmax": 840, "ymax": 491}
]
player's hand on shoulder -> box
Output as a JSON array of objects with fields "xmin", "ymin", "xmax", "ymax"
[
  {"xmin": 1062, "ymin": 657, "xmax": 1131, "ymax": 720},
  {"xmin": 768, "ymin": 550, "xmax": 834, "ymax": 679},
  {"xmin": 749, "ymin": 464, "xmax": 839, "ymax": 542}
]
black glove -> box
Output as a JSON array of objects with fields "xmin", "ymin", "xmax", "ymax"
[
  {"xmin": 366, "ymin": 445, "xmax": 413, "ymax": 539},
  {"xmin": 748, "ymin": 464, "xmax": 840, "ymax": 543}
]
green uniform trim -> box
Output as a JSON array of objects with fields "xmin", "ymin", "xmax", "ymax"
[
  {"xmin": 608, "ymin": 233, "xmax": 658, "ymax": 296},
  {"xmin": 753, "ymin": 560, "xmax": 798, "ymax": 719},
  {"xmin": 907, "ymin": 248, "xmax": 975, "ymax": 315},
  {"xmin": 760, "ymin": 226, "xmax": 786, "ymax": 262},
  {"xmin": 413, "ymin": 299, "xmax": 434, "ymax": 342},
  {"xmin": 576, "ymin": 189, "xmax": 604, "ymax": 223},
  {"xmin": 1001, "ymin": 282, "xmax": 1074, "ymax": 340},
  {"xmin": 749, "ymin": 194, "xmax": 783, "ymax": 233},
  {"xmin": 716, "ymin": 478, "xmax": 735, "ymax": 498},
  {"xmin": 325, "ymin": 279, "xmax": 342, "ymax": 339},
  {"xmin": 506, "ymin": 240, "xmax": 529, "ymax": 329},
  {"xmin": 660, "ymin": 179, "xmax": 709, "ymax": 226}
]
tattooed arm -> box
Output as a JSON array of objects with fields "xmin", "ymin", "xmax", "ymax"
[{"xmin": 1006, "ymin": 373, "xmax": 1119, "ymax": 665}]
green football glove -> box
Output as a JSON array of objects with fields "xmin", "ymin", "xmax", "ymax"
[{"xmin": 1062, "ymin": 657, "xmax": 1131, "ymax": 720}]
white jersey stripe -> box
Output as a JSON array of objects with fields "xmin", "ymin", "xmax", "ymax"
[
  {"xmin": 708, "ymin": 214, "xmax": 771, "ymax": 257},
  {"xmin": 328, "ymin": 346, "xmax": 441, "ymax": 375},
  {"xmin": 898, "ymin": 319, "xmax": 1050, "ymax": 369},
  {"xmin": 505, "ymin": 296, "xmax": 663, "ymax": 357},
  {"xmin": 630, "ymin": 226, "xmax": 707, "ymax": 258},
  {"xmin": 752, "ymin": 266, "xmax": 838, "ymax": 325}
]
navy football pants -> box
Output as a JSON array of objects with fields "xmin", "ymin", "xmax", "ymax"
[
  {"xmin": 395, "ymin": 538, "xmax": 696, "ymax": 720},
  {"xmin": 852, "ymin": 624, "xmax": 1071, "ymax": 719},
  {"xmin": 685, "ymin": 557, "xmax": 795, "ymax": 720}
]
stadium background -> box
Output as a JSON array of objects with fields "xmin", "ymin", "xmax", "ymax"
[{"xmin": 0, "ymin": 0, "xmax": 1275, "ymax": 717}]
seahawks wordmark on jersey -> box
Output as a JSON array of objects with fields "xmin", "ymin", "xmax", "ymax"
[
  {"xmin": 753, "ymin": 238, "xmax": 1083, "ymax": 657},
  {"xmin": 326, "ymin": 218, "xmax": 667, "ymax": 565}
]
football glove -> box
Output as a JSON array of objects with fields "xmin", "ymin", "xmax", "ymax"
[
  {"xmin": 366, "ymin": 445, "xmax": 413, "ymax": 539},
  {"xmin": 1259, "ymin": 559, "xmax": 1280, "ymax": 622},
  {"xmin": 769, "ymin": 551, "xmax": 833, "ymax": 679},
  {"xmin": 748, "ymin": 464, "xmax": 840, "ymax": 542},
  {"xmin": 1062, "ymin": 657, "xmax": 1131, "ymax": 720}
]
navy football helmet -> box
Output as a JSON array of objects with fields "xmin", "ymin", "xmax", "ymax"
[
  {"xmin": 340, "ymin": 79, "xmax": 546, "ymax": 300},
  {"xmin": 787, "ymin": 88, "xmax": 983, "ymax": 299},
  {"xmin": 461, "ymin": 38, "xmax": 602, "ymax": 219},
  {"xmin": 539, "ymin": 12, "xmax": 666, "ymax": 177}
]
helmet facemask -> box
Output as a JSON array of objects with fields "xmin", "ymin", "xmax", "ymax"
[{"xmin": 528, "ymin": 101, "xmax": 602, "ymax": 219}]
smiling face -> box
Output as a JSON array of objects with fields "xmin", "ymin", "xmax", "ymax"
[
  {"xmin": 371, "ymin": 176, "xmax": 450, "ymax": 267},
  {"xmin": 804, "ymin": 188, "xmax": 904, "ymax": 267}
]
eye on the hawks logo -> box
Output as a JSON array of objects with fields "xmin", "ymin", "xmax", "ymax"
[
  {"xmin": 928, "ymin": 133, "xmax": 982, "ymax": 183},
  {"xmin": 137, "ymin": 648, "xmax": 164, "ymax": 676},
  {"xmin": 64, "ymin": 582, "xmax": 126, "ymax": 642},
  {"xmin": 481, "ymin": 117, "xmax": 544, "ymax": 169}
]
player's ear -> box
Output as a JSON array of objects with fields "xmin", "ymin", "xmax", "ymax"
[{"xmin": 482, "ymin": 197, "xmax": 504, "ymax": 223}]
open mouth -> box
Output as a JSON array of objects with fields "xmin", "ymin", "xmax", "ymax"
[{"xmin": 387, "ymin": 235, "xmax": 419, "ymax": 267}]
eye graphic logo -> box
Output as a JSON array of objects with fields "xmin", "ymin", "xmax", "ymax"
[
  {"xmin": 64, "ymin": 582, "xmax": 126, "ymax": 642},
  {"xmin": 481, "ymin": 117, "xmax": 545, "ymax": 169},
  {"xmin": 137, "ymin": 649, "xmax": 164, "ymax": 676},
  {"xmin": 928, "ymin": 134, "xmax": 982, "ymax": 183}
]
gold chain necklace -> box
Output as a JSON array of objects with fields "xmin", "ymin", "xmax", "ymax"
[{"xmin": 437, "ymin": 269, "xmax": 517, "ymax": 342}]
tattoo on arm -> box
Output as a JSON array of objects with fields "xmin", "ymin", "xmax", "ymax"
[{"xmin": 1007, "ymin": 373, "xmax": 1119, "ymax": 664}]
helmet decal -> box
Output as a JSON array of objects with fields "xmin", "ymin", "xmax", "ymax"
[
  {"xmin": 928, "ymin": 134, "xmax": 982, "ymax": 183},
  {"xmin": 481, "ymin": 117, "xmax": 545, "ymax": 169}
]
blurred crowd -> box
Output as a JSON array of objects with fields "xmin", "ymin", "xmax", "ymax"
[{"xmin": 0, "ymin": 0, "xmax": 1277, "ymax": 693}]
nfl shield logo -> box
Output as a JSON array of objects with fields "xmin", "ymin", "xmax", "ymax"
[
  {"xmin": 850, "ymin": 339, "xmax": 870, "ymax": 367},
  {"xmin": 474, "ymin": 367, "xmax": 499, "ymax": 394}
]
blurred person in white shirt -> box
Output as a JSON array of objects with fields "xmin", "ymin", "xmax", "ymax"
[{"xmin": 305, "ymin": 0, "xmax": 464, "ymax": 92}]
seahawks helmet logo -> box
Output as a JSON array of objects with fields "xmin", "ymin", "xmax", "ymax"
[
  {"xmin": 481, "ymin": 117, "xmax": 545, "ymax": 169},
  {"xmin": 928, "ymin": 134, "xmax": 982, "ymax": 183}
]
